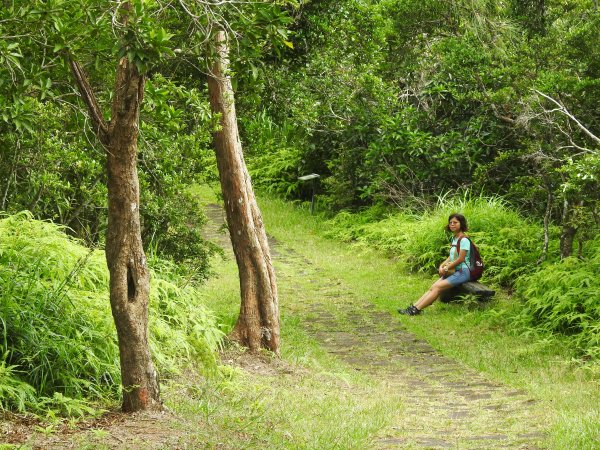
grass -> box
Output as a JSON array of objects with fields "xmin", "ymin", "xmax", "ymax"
[
  {"xmin": 166, "ymin": 364, "xmax": 401, "ymax": 448},
  {"xmin": 253, "ymin": 193, "xmax": 600, "ymax": 450},
  {"xmin": 172, "ymin": 185, "xmax": 404, "ymax": 448},
  {"xmin": 14, "ymin": 186, "xmax": 597, "ymax": 448}
]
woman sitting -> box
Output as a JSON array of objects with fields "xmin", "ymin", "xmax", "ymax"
[{"xmin": 398, "ymin": 213, "xmax": 471, "ymax": 316}]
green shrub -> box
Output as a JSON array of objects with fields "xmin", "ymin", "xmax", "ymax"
[
  {"xmin": 243, "ymin": 111, "xmax": 306, "ymax": 198},
  {"xmin": 147, "ymin": 256, "xmax": 224, "ymax": 376},
  {"xmin": 514, "ymin": 239, "xmax": 600, "ymax": 359},
  {"xmin": 325, "ymin": 193, "xmax": 545, "ymax": 285},
  {"xmin": 0, "ymin": 212, "xmax": 223, "ymax": 415}
]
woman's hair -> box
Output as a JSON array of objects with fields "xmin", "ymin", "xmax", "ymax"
[{"xmin": 446, "ymin": 213, "xmax": 468, "ymax": 232}]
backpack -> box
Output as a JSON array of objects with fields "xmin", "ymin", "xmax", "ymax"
[{"xmin": 455, "ymin": 236, "xmax": 484, "ymax": 281}]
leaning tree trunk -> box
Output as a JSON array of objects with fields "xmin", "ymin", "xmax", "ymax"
[
  {"xmin": 69, "ymin": 55, "xmax": 160, "ymax": 411},
  {"xmin": 559, "ymin": 198, "xmax": 576, "ymax": 259},
  {"xmin": 537, "ymin": 181, "xmax": 553, "ymax": 265},
  {"xmin": 207, "ymin": 31, "xmax": 280, "ymax": 355}
]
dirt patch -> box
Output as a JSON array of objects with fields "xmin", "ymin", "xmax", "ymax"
[
  {"xmin": 2, "ymin": 409, "xmax": 195, "ymax": 450},
  {"xmin": 219, "ymin": 345, "xmax": 302, "ymax": 377}
]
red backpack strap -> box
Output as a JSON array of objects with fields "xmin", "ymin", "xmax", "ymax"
[
  {"xmin": 453, "ymin": 236, "xmax": 461, "ymax": 260},
  {"xmin": 455, "ymin": 236, "xmax": 468, "ymax": 259}
]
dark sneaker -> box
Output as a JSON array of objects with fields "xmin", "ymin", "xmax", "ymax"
[{"xmin": 397, "ymin": 305, "xmax": 422, "ymax": 316}]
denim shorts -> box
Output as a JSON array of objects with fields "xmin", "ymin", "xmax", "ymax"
[{"xmin": 444, "ymin": 267, "xmax": 471, "ymax": 287}]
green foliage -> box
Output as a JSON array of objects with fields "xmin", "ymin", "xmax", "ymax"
[
  {"xmin": 1, "ymin": 1, "xmax": 219, "ymax": 269},
  {"xmin": 240, "ymin": 0, "xmax": 521, "ymax": 208},
  {"xmin": 237, "ymin": 0, "xmax": 394, "ymax": 208},
  {"xmin": 139, "ymin": 75, "xmax": 217, "ymax": 272},
  {"xmin": 117, "ymin": 0, "xmax": 176, "ymax": 73},
  {"xmin": 0, "ymin": 213, "xmax": 223, "ymax": 416},
  {"xmin": 243, "ymin": 111, "xmax": 305, "ymax": 197},
  {"xmin": 0, "ymin": 212, "xmax": 118, "ymax": 401},
  {"xmin": 238, "ymin": 0, "xmax": 600, "ymax": 265},
  {"xmin": 147, "ymin": 256, "xmax": 224, "ymax": 376},
  {"xmin": 0, "ymin": 77, "xmax": 216, "ymax": 271},
  {"xmin": 0, "ymin": 360, "xmax": 37, "ymax": 412},
  {"xmin": 0, "ymin": 101, "xmax": 107, "ymax": 241},
  {"xmin": 514, "ymin": 238, "xmax": 600, "ymax": 359},
  {"xmin": 325, "ymin": 194, "xmax": 544, "ymax": 286}
]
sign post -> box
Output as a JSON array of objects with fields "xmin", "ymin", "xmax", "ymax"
[{"xmin": 298, "ymin": 173, "xmax": 320, "ymax": 214}]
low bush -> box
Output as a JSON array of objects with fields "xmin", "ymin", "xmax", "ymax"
[
  {"xmin": 325, "ymin": 194, "xmax": 546, "ymax": 286},
  {"xmin": 0, "ymin": 212, "xmax": 223, "ymax": 416},
  {"xmin": 513, "ymin": 238, "xmax": 600, "ymax": 359},
  {"xmin": 242, "ymin": 111, "xmax": 307, "ymax": 198}
]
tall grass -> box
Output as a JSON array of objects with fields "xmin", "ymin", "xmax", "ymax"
[
  {"xmin": 148, "ymin": 256, "xmax": 224, "ymax": 376},
  {"xmin": 0, "ymin": 212, "xmax": 223, "ymax": 416},
  {"xmin": 325, "ymin": 193, "xmax": 546, "ymax": 286}
]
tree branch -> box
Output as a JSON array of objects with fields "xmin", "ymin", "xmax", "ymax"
[
  {"xmin": 68, "ymin": 57, "xmax": 109, "ymax": 144},
  {"xmin": 534, "ymin": 90, "xmax": 600, "ymax": 146}
]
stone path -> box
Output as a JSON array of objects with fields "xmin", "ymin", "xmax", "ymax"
[{"xmin": 204, "ymin": 204, "xmax": 547, "ymax": 449}]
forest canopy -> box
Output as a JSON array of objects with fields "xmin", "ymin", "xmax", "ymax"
[{"xmin": 240, "ymin": 0, "xmax": 600, "ymax": 260}]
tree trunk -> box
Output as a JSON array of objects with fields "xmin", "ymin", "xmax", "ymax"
[
  {"xmin": 560, "ymin": 198, "xmax": 576, "ymax": 259},
  {"xmin": 537, "ymin": 182, "xmax": 553, "ymax": 265},
  {"xmin": 69, "ymin": 55, "xmax": 160, "ymax": 411},
  {"xmin": 207, "ymin": 31, "xmax": 280, "ymax": 355},
  {"xmin": 107, "ymin": 58, "xmax": 159, "ymax": 411},
  {"xmin": 560, "ymin": 225, "xmax": 576, "ymax": 259}
]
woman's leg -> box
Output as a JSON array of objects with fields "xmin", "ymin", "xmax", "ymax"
[
  {"xmin": 413, "ymin": 278, "xmax": 442, "ymax": 305},
  {"xmin": 414, "ymin": 278, "xmax": 454, "ymax": 310}
]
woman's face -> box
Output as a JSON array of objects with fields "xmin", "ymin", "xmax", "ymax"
[{"xmin": 448, "ymin": 217, "xmax": 462, "ymax": 232}]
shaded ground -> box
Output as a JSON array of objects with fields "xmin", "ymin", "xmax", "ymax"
[
  {"xmin": 1, "ymin": 204, "xmax": 547, "ymax": 449},
  {"xmin": 1, "ymin": 409, "xmax": 195, "ymax": 449}
]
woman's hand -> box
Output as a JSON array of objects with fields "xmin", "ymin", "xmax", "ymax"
[{"xmin": 438, "ymin": 265, "xmax": 447, "ymax": 277}]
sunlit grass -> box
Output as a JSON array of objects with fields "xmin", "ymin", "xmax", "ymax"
[
  {"xmin": 165, "ymin": 189, "xmax": 405, "ymax": 447},
  {"xmin": 255, "ymin": 192, "xmax": 600, "ymax": 450}
]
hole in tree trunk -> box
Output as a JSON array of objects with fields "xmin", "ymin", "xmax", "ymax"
[{"xmin": 127, "ymin": 266, "xmax": 136, "ymax": 301}]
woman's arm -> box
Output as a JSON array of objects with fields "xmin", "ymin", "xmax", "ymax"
[
  {"xmin": 438, "ymin": 257, "xmax": 451, "ymax": 276},
  {"xmin": 443, "ymin": 250, "xmax": 467, "ymax": 273}
]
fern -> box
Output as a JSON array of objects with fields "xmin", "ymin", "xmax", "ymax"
[
  {"xmin": 515, "ymin": 247, "xmax": 600, "ymax": 359},
  {"xmin": 0, "ymin": 359, "xmax": 36, "ymax": 412},
  {"xmin": 0, "ymin": 213, "xmax": 224, "ymax": 416}
]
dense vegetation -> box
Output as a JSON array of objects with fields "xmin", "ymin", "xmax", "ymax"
[
  {"xmin": 241, "ymin": 0, "xmax": 600, "ymax": 257},
  {"xmin": 238, "ymin": 0, "xmax": 599, "ymax": 358},
  {"xmin": 0, "ymin": 0, "xmax": 598, "ymax": 418},
  {"xmin": 0, "ymin": 213, "xmax": 223, "ymax": 416}
]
